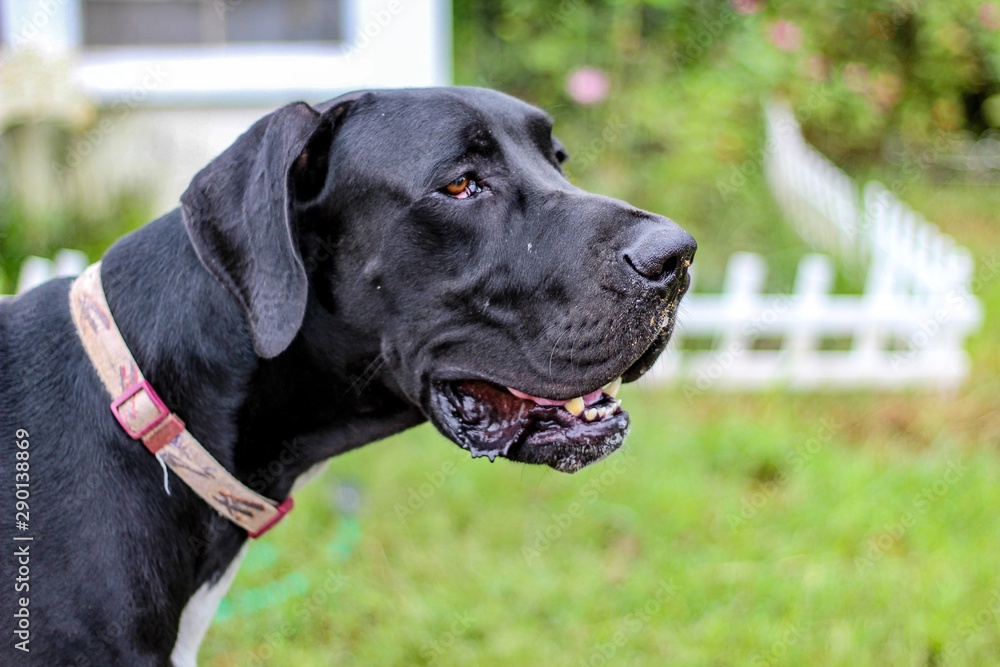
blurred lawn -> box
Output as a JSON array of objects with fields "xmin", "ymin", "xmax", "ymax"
[
  {"xmin": 201, "ymin": 175, "xmax": 1000, "ymax": 666},
  {"xmin": 201, "ymin": 392, "xmax": 1000, "ymax": 666}
]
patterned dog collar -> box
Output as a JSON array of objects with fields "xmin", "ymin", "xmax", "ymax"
[{"xmin": 69, "ymin": 263, "xmax": 293, "ymax": 538}]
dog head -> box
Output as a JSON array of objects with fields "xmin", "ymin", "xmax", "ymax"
[{"xmin": 182, "ymin": 87, "xmax": 695, "ymax": 473}]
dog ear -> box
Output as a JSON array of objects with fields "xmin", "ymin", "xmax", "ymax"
[{"xmin": 181, "ymin": 99, "xmax": 355, "ymax": 359}]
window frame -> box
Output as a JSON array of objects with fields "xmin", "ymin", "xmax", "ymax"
[{"xmin": 0, "ymin": 0, "xmax": 451, "ymax": 105}]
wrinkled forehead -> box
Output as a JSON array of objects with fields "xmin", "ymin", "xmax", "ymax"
[{"xmin": 331, "ymin": 88, "xmax": 556, "ymax": 183}]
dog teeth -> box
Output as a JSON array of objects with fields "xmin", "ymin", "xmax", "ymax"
[
  {"xmin": 518, "ymin": 380, "xmax": 624, "ymax": 421},
  {"xmin": 602, "ymin": 377, "xmax": 622, "ymax": 398}
]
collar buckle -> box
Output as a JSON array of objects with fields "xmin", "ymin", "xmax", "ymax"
[{"xmin": 111, "ymin": 380, "xmax": 170, "ymax": 439}]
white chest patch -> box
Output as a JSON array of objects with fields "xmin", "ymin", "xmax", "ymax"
[
  {"xmin": 171, "ymin": 544, "xmax": 248, "ymax": 667},
  {"xmin": 170, "ymin": 461, "xmax": 330, "ymax": 665}
]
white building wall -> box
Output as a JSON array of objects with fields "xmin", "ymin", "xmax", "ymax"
[{"xmin": 1, "ymin": 0, "xmax": 452, "ymax": 215}]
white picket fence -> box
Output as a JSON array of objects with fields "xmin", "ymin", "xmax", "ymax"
[
  {"xmin": 649, "ymin": 102, "xmax": 983, "ymax": 391},
  {"xmin": 0, "ymin": 250, "xmax": 89, "ymax": 301}
]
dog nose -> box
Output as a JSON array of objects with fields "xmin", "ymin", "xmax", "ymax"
[{"xmin": 622, "ymin": 220, "xmax": 697, "ymax": 284}]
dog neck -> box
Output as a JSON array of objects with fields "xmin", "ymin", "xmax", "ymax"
[{"xmin": 100, "ymin": 209, "xmax": 424, "ymax": 527}]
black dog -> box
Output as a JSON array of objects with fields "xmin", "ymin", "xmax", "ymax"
[{"xmin": 0, "ymin": 87, "xmax": 695, "ymax": 665}]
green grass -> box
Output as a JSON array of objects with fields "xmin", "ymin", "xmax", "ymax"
[{"xmin": 201, "ymin": 388, "xmax": 1000, "ymax": 667}]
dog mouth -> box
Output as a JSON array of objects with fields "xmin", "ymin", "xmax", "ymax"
[
  {"xmin": 429, "ymin": 376, "xmax": 628, "ymax": 473},
  {"xmin": 424, "ymin": 279, "xmax": 689, "ymax": 473}
]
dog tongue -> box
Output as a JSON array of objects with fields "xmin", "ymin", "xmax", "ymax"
[{"xmin": 507, "ymin": 387, "xmax": 604, "ymax": 407}]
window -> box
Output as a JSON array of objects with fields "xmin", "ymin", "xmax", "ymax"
[
  {"xmin": 82, "ymin": 0, "xmax": 345, "ymax": 47},
  {"xmin": 0, "ymin": 0, "xmax": 450, "ymax": 104}
]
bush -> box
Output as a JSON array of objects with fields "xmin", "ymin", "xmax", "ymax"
[{"xmin": 453, "ymin": 0, "xmax": 1000, "ymax": 280}]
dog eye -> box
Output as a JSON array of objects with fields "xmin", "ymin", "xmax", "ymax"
[{"xmin": 442, "ymin": 175, "xmax": 482, "ymax": 199}]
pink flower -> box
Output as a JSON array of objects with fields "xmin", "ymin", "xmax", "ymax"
[
  {"xmin": 980, "ymin": 3, "xmax": 1000, "ymax": 30},
  {"xmin": 565, "ymin": 67, "xmax": 610, "ymax": 105},
  {"xmin": 730, "ymin": 0, "xmax": 764, "ymax": 15},
  {"xmin": 769, "ymin": 20, "xmax": 802, "ymax": 52}
]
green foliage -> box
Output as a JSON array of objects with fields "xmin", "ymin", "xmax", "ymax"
[
  {"xmin": 453, "ymin": 0, "xmax": 1000, "ymax": 282},
  {"xmin": 0, "ymin": 191, "xmax": 151, "ymax": 294},
  {"xmin": 0, "ymin": 121, "xmax": 154, "ymax": 293},
  {"xmin": 457, "ymin": 0, "xmax": 1000, "ymax": 154}
]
